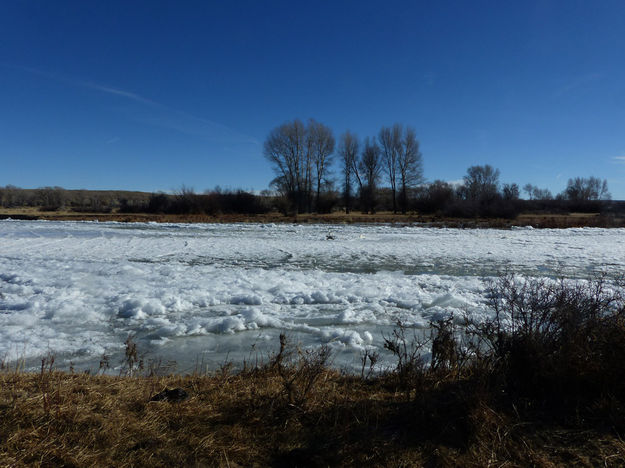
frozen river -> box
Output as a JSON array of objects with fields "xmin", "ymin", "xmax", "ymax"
[{"xmin": 1, "ymin": 220, "xmax": 623, "ymax": 373}]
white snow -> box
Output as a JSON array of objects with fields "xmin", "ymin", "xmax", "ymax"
[{"xmin": 0, "ymin": 220, "xmax": 623, "ymax": 372}]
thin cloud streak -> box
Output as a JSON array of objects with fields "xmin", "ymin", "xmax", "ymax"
[
  {"xmin": 0, "ymin": 63, "xmax": 155, "ymax": 104},
  {"xmin": 612, "ymin": 156, "xmax": 625, "ymax": 164},
  {"xmin": 1, "ymin": 62, "xmax": 259, "ymax": 146},
  {"xmin": 132, "ymin": 107, "xmax": 260, "ymax": 144},
  {"xmin": 81, "ymin": 82, "xmax": 157, "ymax": 106},
  {"xmin": 554, "ymin": 73, "xmax": 602, "ymax": 98}
]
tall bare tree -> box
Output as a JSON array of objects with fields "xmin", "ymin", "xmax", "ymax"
[
  {"xmin": 379, "ymin": 124, "xmax": 423, "ymax": 214},
  {"xmin": 359, "ymin": 137, "xmax": 382, "ymax": 213},
  {"xmin": 351, "ymin": 147, "xmax": 364, "ymax": 207},
  {"xmin": 379, "ymin": 124, "xmax": 402, "ymax": 213},
  {"xmin": 264, "ymin": 119, "xmax": 335, "ymax": 214},
  {"xmin": 307, "ymin": 119, "xmax": 335, "ymax": 212},
  {"xmin": 264, "ymin": 119, "xmax": 307, "ymax": 212},
  {"xmin": 339, "ymin": 131, "xmax": 359, "ymax": 214},
  {"xmin": 397, "ymin": 126, "xmax": 423, "ymax": 214}
]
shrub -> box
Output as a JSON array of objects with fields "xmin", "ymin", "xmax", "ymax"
[
  {"xmin": 147, "ymin": 193, "xmax": 172, "ymax": 213},
  {"xmin": 413, "ymin": 180, "xmax": 456, "ymax": 214},
  {"xmin": 380, "ymin": 274, "xmax": 625, "ymax": 429},
  {"xmin": 383, "ymin": 320, "xmax": 429, "ymax": 398},
  {"xmin": 466, "ymin": 274, "xmax": 625, "ymax": 422},
  {"xmin": 272, "ymin": 334, "xmax": 332, "ymax": 408}
]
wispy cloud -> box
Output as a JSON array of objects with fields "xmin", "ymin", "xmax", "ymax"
[
  {"xmin": 132, "ymin": 107, "xmax": 259, "ymax": 145},
  {"xmin": 0, "ymin": 63, "xmax": 156, "ymax": 103},
  {"xmin": 81, "ymin": 82, "xmax": 157, "ymax": 106},
  {"xmin": 554, "ymin": 73, "xmax": 602, "ymax": 98},
  {"xmin": 612, "ymin": 156, "xmax": 625, "ymax": 165},
  {"xmin": 1, "ymin": 62, "xmax": 260, "ymax": 145}
]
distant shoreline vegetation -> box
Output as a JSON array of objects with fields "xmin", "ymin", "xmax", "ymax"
[
  {"xmin": 0, "ymin": 181, "xmax": 622, "ymax": 223},
  {"xmin": 260, "ymin": 119, "xmax": 613, "ymax": 218}
]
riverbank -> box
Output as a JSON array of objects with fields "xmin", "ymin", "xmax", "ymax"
[
  {"xmin": 1, "ymin": 360, "xmax": 623, "ymax": 466},
  {"xmin": 1, "ymin": 207, "xmax": 623, "ymax": 228}
]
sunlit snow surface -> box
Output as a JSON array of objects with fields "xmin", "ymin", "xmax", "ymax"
[{"xmin": 1, "ymin": 220, "xmax": 623, "ymax": 372}]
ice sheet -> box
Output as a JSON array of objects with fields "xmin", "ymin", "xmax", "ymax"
[{"xmin": 1, "ymin": 220, "xmax": 623, "ymax": 372}]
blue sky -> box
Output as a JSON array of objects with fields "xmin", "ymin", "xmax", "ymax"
[{"xmin": 1, "ymin": 1, "xmax": 624, "ymax": 198}]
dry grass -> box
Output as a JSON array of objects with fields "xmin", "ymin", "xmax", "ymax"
[
  {"xmin": 1, "ymin": 371, "xmax": 623, "ymax": 467},
  {"xmin": 1, "ymin": 355, "xmax": 624, "ymax": 466},
  {"xmin": 2, "ymin": 206, "xmax": 624, "ymax": 228}
]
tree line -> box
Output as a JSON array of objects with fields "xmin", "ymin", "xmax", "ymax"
[
  {"xmin": 0, "ymin": 186, "xmax": 151, "ymax": 213},
  {"xmin": 264, "ymin": 119, "xmax": 424, "ymax": 215},
  {"xmin": 263, "ymin": 118, "xmax": 613, "ymax": 217},
  {"xmin": 0, "ymin": 185, "xmax": 272, "ymax": 216}
]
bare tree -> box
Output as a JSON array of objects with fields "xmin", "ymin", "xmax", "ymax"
[
  {"xmin": 461, "ymin": 164, "xmax": 500, "ymax": 201},
  {"xmin": 351, "ymin": 147, "xmax": 364, "ymax": 207},
  {"xmin": 523, "ymin": 183, "xmax": 534, "ymax": 200},
  {"xmin": 339, "ymin": 131, "xmax": 359, "ymax": 214},
  {"xmin": 264, "ymin": 119, "xmax": 336, "ymax": 214},
  {"xmin": 379, "ymin": 124, "xmax": 402, "ymax": 213},
  {"xmin": 563, "ymin": 177, "xmax": 610, "ymax": 201},
  {"xmin": 307, "ymin": 119, "xmax": 335, "ymax": 212},
  {"xmin": 533, "ymin": 187, "xmax": 553, "ymax": 200},
  {"xmin": 264, "ymin": 119, "xmax": 306, "ymax": 212},
  {"xmin": 502, "ymin": 183, "xmax": 520, "ymax": 201},
  {"xmin": 397, "ymin": 127, "xmax": 424, "ymax": 214},
  {"xmin": 524, "ymin": 183, "xmax": 553, "ymax": 200},
  {"xmin": 359, "ymin": 137, "xmax": 382, "ymax": 213}
]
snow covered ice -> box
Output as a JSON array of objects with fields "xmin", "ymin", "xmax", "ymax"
[{"xmin": 1, "ymin": 220, "xmax": 623, "ymax": 373}]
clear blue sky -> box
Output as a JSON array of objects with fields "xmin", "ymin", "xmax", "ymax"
[{"xmin": 1, "ymin": 1, "xmax": 624, "ymax": 198}]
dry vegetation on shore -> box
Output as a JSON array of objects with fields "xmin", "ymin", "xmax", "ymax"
[
  {"xmin": 1, "ymin": 206, "xmax": 624, "ymax": 229},
  {"xmin": 2, "ymin": 276, "xmax": 625, "ymax": 466},
  {"xmin": 2, "ymin": 366, "xmax": 624, "ymax": 467}
]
